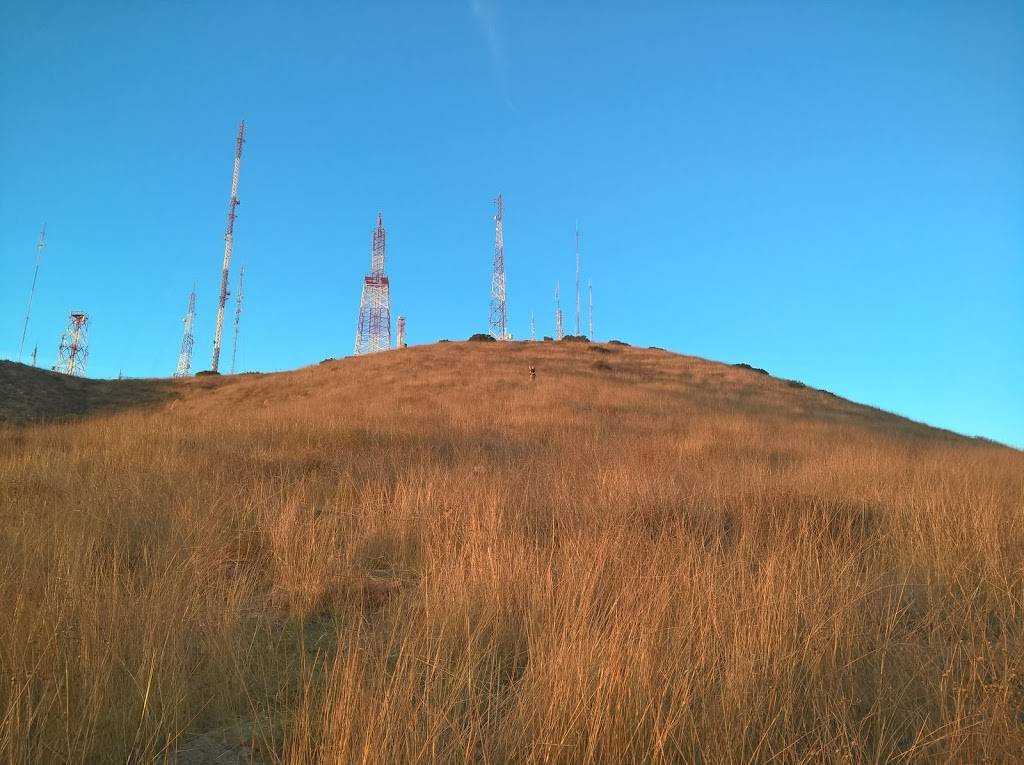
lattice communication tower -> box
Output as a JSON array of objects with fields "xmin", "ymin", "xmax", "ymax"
[
  {"xmin": 488, "ymin": 194, "xmax": 509, "ymax": 339},
  {"xmin": 354, "ymin": 213, "xmax": 392, "ymax": 355},
  {"xmin": 175, "ymin": 286, "xmax": 196, "ymax": 377},
  {"xmin": 211, "ymin": 120, "xmax": 245, "ymax": 372},
  {"xmin": 54, "ymin": 311, "xmax": 89, "ymax": 377},
  {"xmin": 396, "ymin": 315, "xmax": 406, "ymax": 348}
]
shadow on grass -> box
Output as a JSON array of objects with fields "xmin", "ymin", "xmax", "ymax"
[{"xmin": 0, "ymin": 360, "xmax": 183, "ymax": 425}]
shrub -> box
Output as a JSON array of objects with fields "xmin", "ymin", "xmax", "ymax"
[
  {"xmin": 608, "ymin": 339, "xmax": 630, "ymax": 346},
  {"xmin": 734, "ymin": 363, "xmax": 769, "ymax": 376},
  {"xmin": 468, "ymin": 333, "xmax": 496, "ymax": 342},
  {"xmin": 195, "ymin": 370, "xmax": 220, "ymax": 377},
  {"xmin": 560, "ymin": 334, "xmax": 590, "ymax": 343}
]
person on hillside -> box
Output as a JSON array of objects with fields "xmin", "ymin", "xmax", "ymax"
[{"xmin": 529, "ymin": 365, "xmax": 536, "ymax": 382}]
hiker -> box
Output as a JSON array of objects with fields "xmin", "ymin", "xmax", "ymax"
[{"xmin": 529, "ymin": 365, "xmax": 536, "ymax": 381}]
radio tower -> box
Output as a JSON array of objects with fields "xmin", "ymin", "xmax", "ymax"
[
  {"xmin": 30, "ymin": 344, "xmax": 38, "ymax": 367},
  {"xmin": 555, "ymin": 282, "xmax": 564, "ymax": 341},
  {"xmin": 574, "ymin": 221, "xmax": 581, "ymax": 337},
  {"xmin": 396, "ymin": 315, "xmax": 406, "ymax": 348},
  {"xmin": 230, "ymin": 266, "xmax": 244, "ymax": 374},
  {"xmin": 530, "ymin": 312, "xmax": 536, "ymax": 341},
  {"xmin": 588, "ymin": 280, "xmax": 594, "ymax": 339},
  {"xmin": 175, "ymin": 286, "xmax": 196, "ymax": 377},
  {"xmin": 54, "ymin": 311, "xmax": 89, "ymax": 377},
  {"xmin": 211, "ymin": 120, "xmax": 245, "ymax": 372},
  {"xmin": 488, "ymin": 194, "xmax": 509, "ymax": 339},
  {"xmin": 354, "ymin": 213, "xmax": 392, "ymax": 355},
  {"xmin": 18, "ymin": 224, "xmax": 46, "ymax": 362}
]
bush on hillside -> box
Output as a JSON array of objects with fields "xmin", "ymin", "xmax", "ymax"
[
  {"xmin": 560, "ymin": 334, "xmax": 590, "ymax": 343},
  {"xmin": 734, "ymin": 363, "xmax": 769, "ymax": 375},
  {"xmin": 468, "ymin": 333, "xmax": 496, "ymax": 342},
  {"xmin": 195, "ymin": 370, "xmax": 220, "ymax": 377},
  {"xmin": 608, "ymin": 339, "xmax": 630, "ymax": 346}
]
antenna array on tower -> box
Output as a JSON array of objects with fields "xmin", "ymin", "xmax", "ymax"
[{"xmin": 211, "ymin": 120, "xmax": 245, "ymax": 372}]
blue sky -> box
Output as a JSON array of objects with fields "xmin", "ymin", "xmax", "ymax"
[{"xmin": 1, "ymin": 1, "xmax": 1021, "ymax": 447}]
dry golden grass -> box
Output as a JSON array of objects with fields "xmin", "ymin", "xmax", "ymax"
[{"xmin": 0, "ymin": 341, "xmax": 1021, "ymax": 763}]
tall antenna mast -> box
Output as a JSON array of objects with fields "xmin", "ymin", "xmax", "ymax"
[
  {"xmin": 555, "ymin": 282, "xmax": 564, "ymax": 341},
  {"xmin": 530, "ymin": 312, "xmax": 536, "ymax": 341},
  {"xmin": 175, "ymin": 285, "xmax": 197, "ymax": 377},
  {"xmin": 211, "ymin": 120, "xmax": 245, "ymax": 372},
  {"xmin": 354, "ymin": 212, "xmax": 393, "ymax": 354},
  {"xmin": 575, "ymin": 221, "xmax": 581, "ymax": 337},
  {"xmin": 488, "ymin": 194, "xmax": 509, "ymax": 339},
  {"xmin": 18, "ymin": 224, "xmax": 46, "ymax": 362},
  {"xmin": 588, "ymin": 280, "xmax": 593, "ymax": 339},
  {"xmin": 230, "ymin": 266, "xmax": 244, "ymax": 374}
]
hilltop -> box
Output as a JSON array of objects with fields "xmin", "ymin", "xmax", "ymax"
[{"xmin": 0, "ymin": 341, "xmax": 1021, "ymax": 763}]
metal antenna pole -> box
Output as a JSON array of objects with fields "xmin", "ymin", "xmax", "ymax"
[
  {"xmin": 575, "ymin": 221, "xmax": 581, "ymax": 336},
  {"xmin": 212, "ymin": 120, "xmax": 245, "ymax": 372},
  {"xmin": 230, "ymin": 266, "xmax": 244, "ymax": 374},
  {"xmin": 588, "ymin": 280, "xmax": 594, "ymax": 340},
  {"xmin": 18, "ymin": 224, "xmax": 46, "ymax": 362},
  {"xmin": 555, "ymin": 282, "xmax": 564, "ymax": 341}
]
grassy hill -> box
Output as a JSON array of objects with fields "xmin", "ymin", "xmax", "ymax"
[{"xmin": 1, "ymin": 341, "xmax": 1021, "ymax": 763}]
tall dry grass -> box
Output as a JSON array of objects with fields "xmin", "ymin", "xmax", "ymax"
[{"xmin": 0, "ymin": 341, "xmax": 1021, "ymax": 763}]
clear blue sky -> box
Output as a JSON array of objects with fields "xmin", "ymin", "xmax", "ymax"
[{"xmin": 1, "ymin": 2, "xmax": 1021, "ymax": 447}]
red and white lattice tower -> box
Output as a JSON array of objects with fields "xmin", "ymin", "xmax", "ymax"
[
  {"xmin": 54, "ymin": 311, "xmax": 89, "ymax": 377},
  {"xmin": 175, "ymin": 285, "xmax": 196, "ymax": 377},
  {"xmin": 396, "ymin": 315, "xmax": 406, "ymax": 348},
  {"xmin": 488, "ymin": 194, "xmax": 509, "ymax": 339},
  {"xmin": 211, "ymin": 120, "xmax": 245, "ymax": 372},
  {"xmin": 555, "ymin": 282, "xmax": 564, "ymax": 341},
  {"xmin": 354, "ymin": 213, "xmax": 392, "ymax": 355}
]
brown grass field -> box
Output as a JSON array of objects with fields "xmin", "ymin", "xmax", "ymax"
[{"xmin": 1, "ymin": 341, "xmax": 1021, "ymax": 763}]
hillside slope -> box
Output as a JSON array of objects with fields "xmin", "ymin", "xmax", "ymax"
[{"xmin": 0, "ymin": 341, "xmax": 1021, "ymax": 764}]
